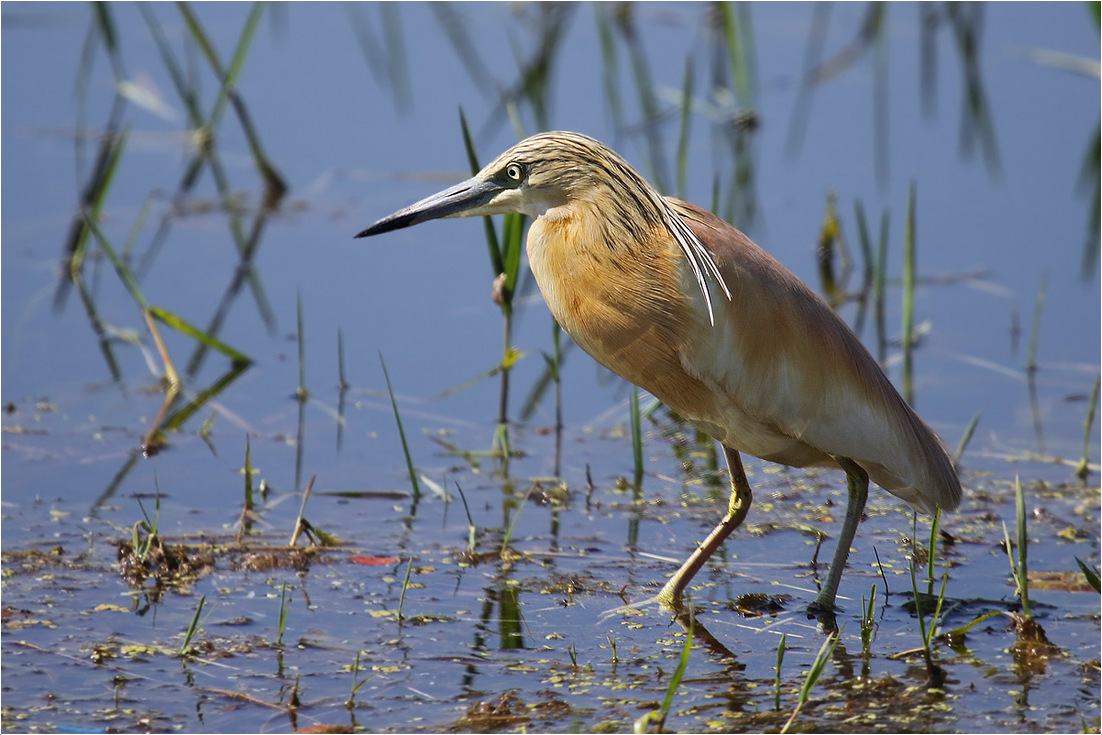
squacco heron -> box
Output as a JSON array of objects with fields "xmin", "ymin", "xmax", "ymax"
[{"xmin": 356, "ymin": 131, "xmax": 961, "ymax": 612}]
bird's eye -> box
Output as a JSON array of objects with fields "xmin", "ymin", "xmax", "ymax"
[{"xmin": 505, "ymin": 162, "xmax": 525, "ymax": 181}]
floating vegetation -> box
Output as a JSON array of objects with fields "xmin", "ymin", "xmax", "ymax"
[{"xmin": 1, "ymin": 3, "xmax": 1098, "ymax": 734}]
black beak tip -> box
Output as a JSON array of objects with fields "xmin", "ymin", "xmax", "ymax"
[
  {"xmin": 355, "ymin": 211, "xmax": 418, "ymax": 239},
  {"xmin": 355, "ymin": 219, "xmax": 393, "ymax": 238}
]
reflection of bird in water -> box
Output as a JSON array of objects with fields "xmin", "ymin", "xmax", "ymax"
[{"xmin": 357, "ymin": 131, "xmax": 961, "ymax": 612}]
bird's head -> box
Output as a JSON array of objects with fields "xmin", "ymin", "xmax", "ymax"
[
  {"xmin": 355, "ymin": 132, "xmax": 635, "ymax": 238},
  {"xmin": 355, "ymin": 131, "xmax": 731, "ymax": 321}
]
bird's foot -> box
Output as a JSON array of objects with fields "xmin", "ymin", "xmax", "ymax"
[
  {"xmin": 596, "ymin": 580, "xmax": 693, "ymax": 621},
  {"xmin": 596, "ymin": 592, "xmax": 668, "ymax": 622},
  {"xmin": 806, "ymin": 597, "xmax": 840, "ymax": 632}
]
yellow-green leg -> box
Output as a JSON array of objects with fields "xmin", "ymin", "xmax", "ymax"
[
  {"xmin": 810, "ymin": 458, "xmax": 869, "ymax": 612},
  {"xmin": 658, "ymin": 446, "xmax": 753, "ymax": 607}
]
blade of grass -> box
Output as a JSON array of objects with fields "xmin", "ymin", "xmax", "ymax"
[
  {"xmin": 133, "ymin": 490, "xmax": 162, "ymax": 563},
  {"xmin": 937, "ymin": 610, "xmax": 1001, "ymax": 643},
  {"xmin": 774, "ymin": 632, "xmax": 787, "ymax": 711},
  {"xmin": 61, "ymin": 3, "xmax": 129, "ymax": 311},
  {"xmin": 72, "ymin": 272, "xmax": 124, "ymax": 382},
  {"xmin": 999, "ymin": 486, "xmax": 1032, "ymax": 621},
  {"xmin": 455, "ymin": 483, "xmax": 477, "ymax": 553},
  {"xmin": 237, "ymin": 433, "xmax": 254, "ymax": 542},
  {"xmin": 159, "ymin": 362, "xmax": 249, "ymax": 434},
  {"xmin": 380, "ymin": 353, "xmax": 420, "ymax": 502},
  {"xmin": 177, "ymin": 595, "xmax": 208, "ymax": 656},
  {"xmin": 83, "ymin": 214, "xmax": 184, "ymax": 395},
  {"xmin": 457, "ymin": 109, "xmax": 524, "ymax": 448},
  {"xmin": 1075, "ymin": 557, "xmax": 1101, "ymax": 593},
  {"xmin": 953, "ymin": 411, "xmax": 981, "ymax": 464},
  {"xmin": 945, "ymin": 4, "xmax": 1002, "ymax": 176},
  {"xmin": 70, "ymin": 128, "xmax": 130, "ymax": 287},
  {"xmin": 635, "ymin": 611, "xmax": 693, "ymax": 733},
  {"xmin": 657, "ymin": 616, "xmax": 693, "ymax": 729},
  {"xmin": 149, "ymin": 306, "xmax": 251, "ymax": 367},
  {"xmin": 346, "ymin": 650, "xmax": 372, "ymax": 710},
  {"xmin": 781, "ymin": 628, "xmax": 840, "ymax": 733},
  {"xmin": 909, "ymin": 561, "xmax": 950, "ymax": 687},
  {"xmin": 500, "ymin": 483, "xmax": 537, "ymax": 559},
  {"xmin": 432, "ymin": 350, "xmax": 525, "ymax": 400},
  {"xmin": 177, "ymin": 2, "xmax": 286, "ymax": 200},
  {"xmin": 396, "ymin": 557, "xmax": 414, "ymax": 623},
  {"xmin": 458, "ymin": 108, "xmax": 503, "ymax": 276},
  {"xmin": 275, "ymin": 582, "xmax": 291, "ymax": 646}
]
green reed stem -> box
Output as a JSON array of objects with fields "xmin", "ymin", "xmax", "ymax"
[
  {"xmin": 1000, "ymin": 476, "xmax": 1031, "ymax": 618},
  {"xmin": 927, "ymin": 507, "xmax": 941, "ymax": 590},
  {"xmin": 1075, "ymin": 375, "xmax": 1100, "ymax": 481},
  {"xmin": 875, "ymin": 209, "xmax": 890, "ymax": 365},
  {"xmin": 852, "ymin": 199, "xmax": 875, "ymax": 337},
  {"xmin": 901, "ymin": 181, "xmax": 916, "ymax": 405},
  {"xmin": 276, "ymin": 582, "xmax": 291, "ymax": 646},
  {"xmin": 1026, "ymin": 272, "xmax": 1048, "ymax": 376},
  {"xmin": 295, "ymin": 293, "xmax": 308, "ymax": 402},
  {"xmin": 243, "ymin": 434, "xmax": 254, "ymax": 513},
  {"xmin": 675, "ymin": 56, "xmax": 694, "ymax": 200},
  {"xmin": 1014, "ymin": 476, "xmax": 1030, "ymax": 618},
  {"xmin": 629, "ymin": 386, "xmax": 644, "ymax": 486},
  {"xmin": 594, "ymin": 4, "xmax": 622, "ymax": 131},
  {"xmin": 718, "ymin": 2, "xmax": 756, "ymax": 109}
]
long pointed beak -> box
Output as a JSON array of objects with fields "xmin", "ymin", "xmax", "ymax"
[{"xmin": 355, "ymin": 176, "xmax": 503, "ymax": 238}]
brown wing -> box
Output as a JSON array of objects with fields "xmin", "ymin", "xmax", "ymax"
[{"xmin": 668, "ymin": 199, "xmax": 961, "ymax": 514}]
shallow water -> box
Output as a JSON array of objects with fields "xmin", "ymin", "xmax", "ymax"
[{"xmin": 2, "ymin": 3, "xmax": 1099, "ymax": 733}]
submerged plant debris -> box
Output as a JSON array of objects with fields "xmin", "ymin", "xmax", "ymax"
[
  {"xmin": 2, "ymin": 416, "xmax": 1099, "ymax": 732},
  {"xmin": 2, "ymin": 3, "xmax": 1099, "ymax": 734}
]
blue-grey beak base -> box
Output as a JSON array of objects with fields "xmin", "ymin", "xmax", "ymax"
[{"xmin": 355, "ymin": 177, "xmax": 502, "ymax": 238}]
